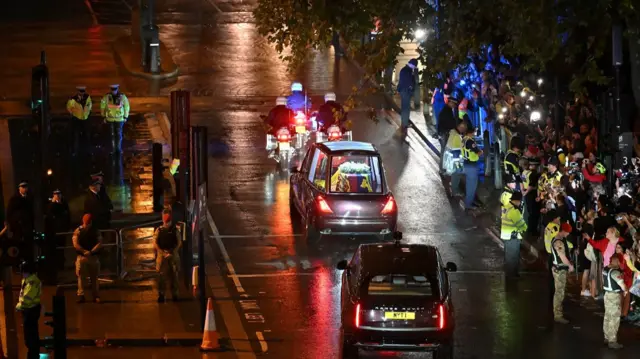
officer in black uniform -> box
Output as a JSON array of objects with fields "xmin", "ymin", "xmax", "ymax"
[
  {"xmin": 504, "ymin": 137, "xmax": 523, "ymax": 191},
  {"xmin": 91, "ymin": 171, "xmax": 114, "ymax": 223},
  {"xmin": 6, "ymin": 181, "xmax": 35, "ymax": 261},
  {"xmin": 153, "ymin": 209, "xmax": 181, "ymax": 302}
]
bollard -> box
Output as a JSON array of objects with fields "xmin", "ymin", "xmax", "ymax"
[
  {"xmin": 152, "ymin": 143, "xmax": 164, "ymax": 211},
  {"xmin": 44, "ymin": 287, "xmax": 67, "ymax": 359}
]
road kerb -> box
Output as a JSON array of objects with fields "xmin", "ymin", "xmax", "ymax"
[{"xmin": 205, "ymin": 209, "xmax": 257, "ymax": 358}]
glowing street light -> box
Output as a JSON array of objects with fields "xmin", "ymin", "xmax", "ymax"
[
  {"xmin": 415, "ymin": 29, "xmax": 426, "ymax": 40},
  {"xmin": 537, "ymin": 78, "xmax": 543, "ymax": 85},
  {"xmin": 46, "ymin": 169, "xmax": 53, "ymax": 176},
  {"xmin": 530, "ymin": 111, "xmax": 541, "ymax": 121}
]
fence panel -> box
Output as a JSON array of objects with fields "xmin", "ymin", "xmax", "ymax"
[
  {"xmin": 118, "ymin": 221, "xmax": 185, "ymax": 282},
  {"xmin": 54, "ymin": 229, "xmax": 119, "ymax": 285}
]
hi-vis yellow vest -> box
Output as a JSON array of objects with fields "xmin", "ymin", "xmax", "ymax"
[
  {"xmin": 462, "ymin": 137, "xmax": 479, "ymax": 162},
  {"xmin": 100, "ymin": 93, "xmax": 130, "ymax": 122},
  {"xmin": 67, "ymin": 94, "xmax": 92, "ymax": 120},
  {"xmin": 500, "ymin": 202, "xmax": 527, "ymax": 240}
]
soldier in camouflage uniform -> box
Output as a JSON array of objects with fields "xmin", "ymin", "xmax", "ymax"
[
  {"xmin": 550, "ymin": 223, "xmax": 575, "ymax": 324},
  {"xmin": 602, "ymin": 256, "xmax": 627, "ymax": 349}
]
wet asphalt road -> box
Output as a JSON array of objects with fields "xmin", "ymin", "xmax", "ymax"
[{"xmin": 1, "ymin": 1, "xmax": 639, "ymax": 358}]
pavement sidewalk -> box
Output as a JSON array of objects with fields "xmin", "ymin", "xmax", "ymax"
[{"xmin": 0, "ymin": 110, "xmax": 227, "ymax": 357}]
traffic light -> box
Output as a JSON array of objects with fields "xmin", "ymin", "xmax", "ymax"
[
  {"xmin": 44, "ymin": 288, "xmax": 67, "ymax": 359},
  {"xmin": 0, "ymin": 237, "xmax": 24, "ymax": 267},
  {"xmin": 31, "ymin": 63, "xmax": 49, "ymax": 115}
]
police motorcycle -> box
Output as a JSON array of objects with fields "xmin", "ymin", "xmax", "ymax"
[
  {"xmin": 311, "ymin": 93, "xmax": 353, "ymax": 143},
  {"xmin": 286, "ymin": 82, "xmax": 314, "ymax": 150},
  {"xmin": 262, "ymin": 97, "xmax": 297, "ymax": 170},
  {"xmin": 263, "ymin": 120, "xmax": 295, "ymax": 170}
]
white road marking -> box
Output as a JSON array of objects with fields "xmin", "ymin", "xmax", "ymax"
[
  {"xmin": 256, "ymin": 331, "xmax": 268, "ymax": 353},
  {"xmin": 484, "ymin": 228, "xmax": 505, "ymax": 249},
  {"xmin": 207, "ymin": 211, "xmax": 245, "ymax": 293},
  {"xmin": 83, "ymin": 0, "xmax": 99, "ymax": 25},
  {"xmin": 205, "ymin": 210, "xmax": 257, "ymax": 358},
  {"xmin": 231, "ymin": 273, "xmax": 319, "ymax": 278},
  {"xmin": 211, "ymin": 234, "xmax": 302, "ymax": 239},
  {"xmin": 204, "ymin": 0, "xmax": 223, "ymax": 12},
  {"xmin": 485, "ymin": 227, "xmax": 540, "ymax": 262},
  {"xmin": 255, "ymin": 261, "xmax": 286, "ymax": 270},
  {"xmin": 119, "ymin": 0, "xmax": 133, "ymax": 11}
]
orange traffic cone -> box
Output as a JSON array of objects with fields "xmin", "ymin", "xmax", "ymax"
[
  {"xmin": 0, "ymin": 330, "xmax": 5, "ymax": 359},
  {"xmin": 200, "ymin": 298, "xmax": 221, "ymax": 351}
]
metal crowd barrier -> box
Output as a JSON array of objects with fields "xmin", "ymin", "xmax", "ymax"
[
  {"xmin": 54, "ymin": 229, "xmax": 120, "ymax": 285},
  {"xmin": 117, "ymin": 221, "xmax": 185, "ymax": 282}
]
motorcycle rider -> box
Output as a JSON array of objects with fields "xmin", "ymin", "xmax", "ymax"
[
  {"xmin": 265, "ymin": 97, "xmax": 294, "ymax": 133},
  {"xmin": 287, "ymin": 82, "xmax": 312, "ymax": 113},
  {"xmin": 316, "ymin": 92, "xmax": 348, "ymax": 132},
  {"xmin": 264, "ymin": 97, "xmax": 294, "ymax": 157}
]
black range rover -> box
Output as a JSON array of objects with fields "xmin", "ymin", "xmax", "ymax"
[{"xmin": 337, "ymin": 237, "xmax": 457, "ymax": 358}]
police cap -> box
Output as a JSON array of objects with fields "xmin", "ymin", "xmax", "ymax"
[
  {"xmin": 90, "ymin": 170, "xmax": 105, "ymax": 178},
  {"xmin": 19, "ymin": 261, "xmax": 37, "ymax": 274},
  {"xmin": 547, "ymin": 157, "xmax": 560, "ymax": 167},
  {"xmin": 53, "ymin": 189, "xmax": 61, "ymax": 195},
  {"xmin": 76, "ymin": 86, "xmax": 87, "ymax": 91},
  {"xmin": 18, "ymin": 181, "xmax": 28, "ymax": 188},
  {"xmin": 510, "ymin": 191, "xmax": 523, "ymax": 201},
  {"xmin": 526, "ymin": 157, "xmax": 540, "ymax": 165},
  {"xmin": 546, "ymin": 209, "xmax": 559, "ymax": 220}
]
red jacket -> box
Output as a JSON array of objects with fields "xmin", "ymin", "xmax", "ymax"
[
  {"xmin": 587, "ymin": 237, "xmax": 623, "ymax": 252},
  {"xmin": 582, "ymin": 168, "xmax": 605, "ymax": 183}
]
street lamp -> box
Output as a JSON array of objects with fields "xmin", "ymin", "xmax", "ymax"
[
  {"xmin": 415, "ymin": 29, "xmax": 426, "ymax": 41},
  {"xmin": 46, "ymin": 169, "xmax": 53, "ymax": 176},
  {"xmin": 537, "ymin": 78, "xmax": 543, "ymax": 85}
]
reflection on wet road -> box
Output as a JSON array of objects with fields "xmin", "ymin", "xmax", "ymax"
[{"xmin": 1, "ymin": 0, "xmax": 638, "ymax": 357}]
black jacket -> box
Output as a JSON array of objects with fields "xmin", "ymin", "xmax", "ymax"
[
  {"xmin": 45, "ymin": 200, "xmax": 71, "ymax": 235},
  {"xmin": 266, "ymin": 105, "xmax": 293, "ymax": 132},
  {"xmin": 437, "ymin": 106, "xmax": 457, "ymax": 134},
  {"xmin": 83, "ymin": 190, "xmax": 110, "ymax": 229},
  {"xmin": 317, "ymin": 101, "xmax": 347, "ymax": 129},
  {"xmin": 6, "ymin": 193, "xmax": 34, "ymax": 232}
]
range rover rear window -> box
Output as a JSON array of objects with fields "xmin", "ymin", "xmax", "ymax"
[{"xmin": 366, "ymin": 274, "xmax": 438, "ymax": 297}]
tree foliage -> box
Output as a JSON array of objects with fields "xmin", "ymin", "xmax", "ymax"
[{"xmin": 254, "ymin": 0, "xmax": 640, "ymax": 95}]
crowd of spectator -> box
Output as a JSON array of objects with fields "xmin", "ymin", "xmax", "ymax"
[{"xmin": 431, "ymin": 69, "xmax": 640, "ymax": 326}]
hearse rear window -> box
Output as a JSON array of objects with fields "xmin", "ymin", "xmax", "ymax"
[{"xmin": 329, "ymin": 155, "xmax": 383, "ymax": 193}]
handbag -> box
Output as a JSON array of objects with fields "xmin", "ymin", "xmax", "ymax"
[{"xmin": 584, "ymin": 243, "xmax": 596, "ymax": 262}]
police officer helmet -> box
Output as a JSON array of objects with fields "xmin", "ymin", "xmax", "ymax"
[
  {"xmin": 275, "ymin": 97, "xmax": 287, "ymax": 106},
  {"xmin": 324, "ymin": 92, "xmax": 336, "ymax": 103},
  {"xmin": 19, "ymin": 261, "xmax": 36, "ymax": 274},
  {"xmin": 291, "ymin": 82, "xmax": 303, "ymax": 92}
]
